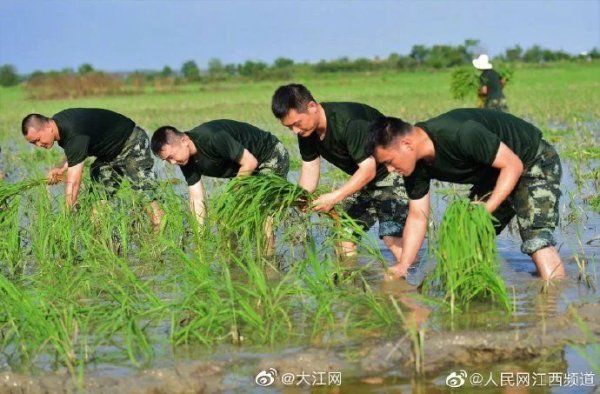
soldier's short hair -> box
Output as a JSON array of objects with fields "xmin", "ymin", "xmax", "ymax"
[
  {"xmin": 271, "ymin": 83, "xmax": 316, "ymax": 119},
  {"xmin": 151, "ymin": 126, "xmax": 185, "ymax": 155},
  {"xmin": 21, "ymin": 113, "xmax": 50, "ymax": 136},
  {"xmin": 365, "ymin": 116, "xmax": 413, "ymax": 155}
]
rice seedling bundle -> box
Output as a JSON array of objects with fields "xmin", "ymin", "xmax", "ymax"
[
  {"xmin": 423, "ymin": 198, "xmax": 510, "ymax": 311},
  {"xmin": 214, "ymin": 174, "xmax": 310, "ymax": 229},
  {"xmin": 450, "ymin": 65, "xmax": 514, "ymax": 101},
  {"xmin": 450, "ymin": 68, "xmax": 480, "ymax": 100},
  {"xmin": 212, "ymin": 174, "xmax": 313, "ymax": 253}
]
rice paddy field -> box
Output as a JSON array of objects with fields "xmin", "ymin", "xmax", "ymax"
[{"xmin": 0, "ymin": 62, "xmax": 599, "ymax": 392}]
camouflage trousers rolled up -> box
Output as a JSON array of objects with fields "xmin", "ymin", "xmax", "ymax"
[
  {"xmin": 484, "ymin": 97, "xmax": 509, "ymax": 112},
  {"xmin": 343, "ymin": 171, "xmax": 408, "ymax": 239},
  {"xmin": 90, "ymin": 126, "xmax": 158, "ymax": 201},
  {"xmin": 470, "ymin": 139, "xmax": 562, "ymax": 255},
  {"xmin": 256, "ymin": 141, "xmax": 290, "ymax": 178}
]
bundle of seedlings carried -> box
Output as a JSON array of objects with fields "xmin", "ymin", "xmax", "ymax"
[
  {"xmin": 0, "ymin": 177, "xmax": 47, "ymax": 207},
  {"xmin": 450, "ymin": 64, "xmax": 514, "ymax": 102},
  {"xmin": 450, "ymin": 68, "xmax": 480, "ymax": 101},
  {"xmin": 422, "ymin": 198, "xmax": 510, "ymax": 312}
]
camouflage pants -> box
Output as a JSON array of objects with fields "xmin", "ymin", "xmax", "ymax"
[
  {"xmin": 256, "ymin": 141, "xmax": 290, "ymax": 178},
  {"xmin": 343, "ymin": 171, "xmax": 408, "ymax": 239},
  {"xmin": 485, "ymin": 98, "xmax": 509, "ymax": 112},
  {"xmin": 470, "ymin": 139, "xmax": 562, "ymax": 255},
  {"xmin": 90, "ymin": 126, "xmax": 158, "ymax": 201}
]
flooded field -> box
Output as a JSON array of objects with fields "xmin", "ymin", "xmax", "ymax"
[{"xmin": 0, "ymin": 66, "xmax": 599, "ymax": 392}]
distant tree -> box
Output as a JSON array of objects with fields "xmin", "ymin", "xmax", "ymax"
[
  {"xmin": 589, "ymin": 47, "xmax": 600, "ymax": 59},
  {"xmin": 181, "ymin": 60, "xmax": 200, "ymax": 82},
  {"xmin": 542, "ymin": 49, "xmax": 571, "ymax": 61},
  {"xmin": 78, "ymin": 63, "xmax": 94, "ymax": 74},
  {"xmin": 426, "ymin": 45, "xmax": 465, "ymax": 68},
  {"xmin": 208, "ymin": 58, "xmax": 224, "ymax": 77},
  {"xmin": 390, "ymin": 54, "xmax": 417, "ymax": 70},
  {"xmin": 273, "ymin": 57, "xmax": 294, "ymax": 68},
  {"xmin": 352, "ymin": 57, "xmax": 373, "ymax": 71},
  {"xmin": 504, "ymin": 45, "xmax": 523, "ymax": 62},
  {"xmin": 522, "ymin": 45, "xmax": 544, "ymax": 63},
  {"xmin": 0, "ymin": 64, "xmax": 19, "ymax": 87},
  {"xmin": 238, "ymin": 60, "xmax": 268, "ymax": 77},
  {"xmin": 224, "ymin": 63, "xmax": 237, "ymax": 76},
  {"xmin": 410, "ymin": 45, "xmax": 429, "ymax": 64},
  {"xmin": 160, "ymin": 66, "xmax": 174, "ymax": 77},
  {"xmin": 61, "ymin": 67, "xmax": 75, "ymax": 74}
]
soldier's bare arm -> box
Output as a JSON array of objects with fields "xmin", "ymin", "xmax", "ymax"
[
  {"xmin": 386, "ymin": 192, "xmax": 430, "ymax": 280},
  {"xmin": 486, "ymin": 142, "xmax": 524, "ymax": 213},
  {"xmin": 188, "ymin": 180, "xmax": 206, "ymax": 225},
  {"xmin": 299, "ymin": 157, "xmax": 320, "ymax": 193},
  {"xmin": 312, "ymin": 156, "xmax": 376, "ymax": 212},
  {"xmin": 65, "ymin": 162, "xmax": 84, "ymax": 209},
  {"xmin": 236, "ymin": 149, "xmax": 258, "ymax": 176}
]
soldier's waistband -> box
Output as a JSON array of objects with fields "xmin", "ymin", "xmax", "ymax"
[{"xmin": 525, "ymin": 139, "xmax": 559, "ymax": 170}]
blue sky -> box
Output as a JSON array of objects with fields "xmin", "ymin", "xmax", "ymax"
[{"xmin": 1, "ymin": 0, "xmax": 598, "ymax": 73}]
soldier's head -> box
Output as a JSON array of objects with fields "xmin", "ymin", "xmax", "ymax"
[
  {"xmin": 151, "ymin": 126, "xmax": 194, "ymax": 166},
  {"xmin": 21, "ymin": 114, "xmax": 58, "ymax": 149},
  {"xmin": 366, "ymin": 116, "xmax": 418, "ymax": 176},
  {"xmin": 271, "ymin": 84, "xmax": 321, "ymax": 137}
]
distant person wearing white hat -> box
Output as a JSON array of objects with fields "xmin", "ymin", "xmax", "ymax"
[{"xmin": 473, "ymin": 54, "xmax": 508, "ymax": 112}]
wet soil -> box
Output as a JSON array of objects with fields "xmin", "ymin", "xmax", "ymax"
[{"xmin": 0, "ymin": 301, "xmax": 597, "ymax": 393}]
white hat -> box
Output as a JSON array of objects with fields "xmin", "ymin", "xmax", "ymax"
[{"xmin": 472, "ymin": 54, "xmax": 493, "ymax": 70}]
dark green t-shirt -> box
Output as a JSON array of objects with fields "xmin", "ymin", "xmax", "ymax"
[
  {"xmin": 480, "ymin": 69, "xmax": 505, "ymax": 101},
  {"xmin": 405, "ymin": 108, "xmax": 542, "ymax": 199},
  {"xmin": 298, "ymin": 102, "xmax": 387, "ymax": 183},
  {"xmin": 53, "ymin": 108, "xmax": 135, "ymax": 166},
  {"xmin": 180, "ymin": 119, "xmax": 279, "ymax": 185}
]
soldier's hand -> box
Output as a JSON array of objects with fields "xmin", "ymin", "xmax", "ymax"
[
  {"xmin": 47, "ymin": 167, "xmax": 66, "ymax": 185},
  {"xmin": 311, "ymin": 191, "xmax": 340, "ymax": 213},
  {"xmin": 384, "ymin": 263, "xmax": 409, "ymax": 281}
]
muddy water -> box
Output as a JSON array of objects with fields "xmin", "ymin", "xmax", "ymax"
[{"xmin": 1, "ymin": 159, "xmax": 598, "ymax": 393}]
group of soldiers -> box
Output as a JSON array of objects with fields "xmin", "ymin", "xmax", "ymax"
[{"xmin": 20, "ymin": 81, "xmax": 564, "ymax": 281}]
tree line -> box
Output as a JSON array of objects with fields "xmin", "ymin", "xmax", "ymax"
[{"xmin": 1, "ymin": 40, "xmax": 598, "ymax": 88}]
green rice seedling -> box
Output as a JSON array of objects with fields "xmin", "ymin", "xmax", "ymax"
[
  {"xmin": 589, "ymin": 194, "xmax": 600, "ymax": 213},
  {"xmin": 296, "ymin": 239, "xmax": 340, "ymax": 338},
  {"xmin": 168, "ymin": 247, "xmax": 233, "ymax": 346},
  {"xmin": 572, "ymin": 230, "xmax": 596, "ymax": 290},
  {"xmin": 390, "ymin": 295, "xmax": 425, "ymax": 375},
  {"xmin": 574, "ymin": 254, "xmax": 595, "ymax": 290},
  {"xmin": 0, "ymin": 177, "xmax": 47, "ymax": 207},
  {"xmin": 227, "ymin": 252, "xmax": 297, "ymax": 344},
  {"xmin": 423, "ymin": 198, "xmax": 510, "ymax": 313},
  {"xmin": 568, "ymin": 305, "xmax": 600, "ymax": 375},
  {"xmin": 0, "ymin": 274, "xmax": 87, "ymax": 375},
  {"xmin": 0, "ymin": 196, "xmax": 23, "ymax": 276}
]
